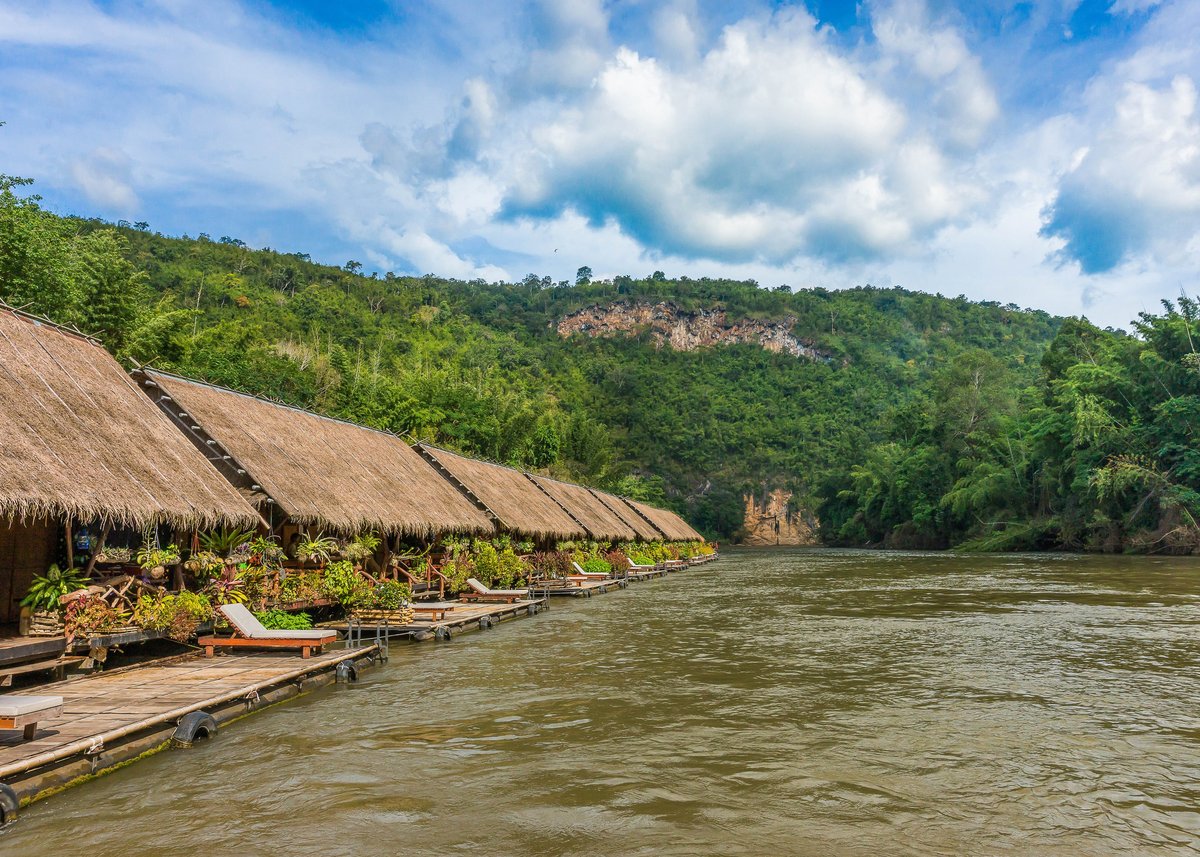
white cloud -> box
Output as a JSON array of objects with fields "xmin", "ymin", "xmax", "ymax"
[
  {"xmin": 871, "ymin": 0, "xmax": 999, "ymax": 149},
  {"xmin": 69, "ymin": 148, "xmax": 138, "ymax": 211},
  {"xmin": 497, "ymin": 9, "xmax": 983, "ymax": 265}
]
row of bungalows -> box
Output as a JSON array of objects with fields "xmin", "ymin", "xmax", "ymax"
[
  {"xmin": 132, "ymin": 370, "xmax": 496, "ymax": 552},
  {"xmin": 1, "ymin": 304, "xmax": 708, "ymax": 635}
]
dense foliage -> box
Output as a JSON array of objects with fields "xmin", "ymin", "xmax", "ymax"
[
  {"xmin": 6, "ymin": 173, "xmax": 1198, "ymax": 552},
  {"xmin": 824, "ymin": 305, "xmax": 1200, "ymax": 553}
]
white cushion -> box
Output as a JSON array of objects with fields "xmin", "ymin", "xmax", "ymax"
[{"xmin": 0, "ymin": 695, "xmax": 64, "ymax": 717}]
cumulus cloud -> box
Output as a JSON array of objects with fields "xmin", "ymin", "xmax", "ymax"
[
  {"xmin": 496, "ymin": 8, "xmax": 982, "ymax": 265},
  {"xmin": 871, "ymin": 0, "xmax": 999, "ymax": 150},
  {"xmin": 1042, "ymin": 75, "xmax": 1200, "ymax": 273}
]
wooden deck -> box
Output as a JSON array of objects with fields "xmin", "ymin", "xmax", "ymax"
[
  {"xmin": 0, "ymin": 644, "xmax": 378, "ymax": 802},
  {"xmin": 325, "ymin": 597, "xmax": 548, "ymax": 642},
  {"xmin": 528, "ymin": 578, "xmax": 626, "ymax": 597}
]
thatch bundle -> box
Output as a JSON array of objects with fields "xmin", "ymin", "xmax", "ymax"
[
  {"xmin": 415, "ymin": 444, "xmax": 586, "ymax": 541},
  {"xmin": 0, "ymin": 308, "xmax": 261, "ymax": 530},
  {"xmin": 527, "ymin": 474, "xmax": 637, "ymax": 542},
  {"xmin": 621, "ymin": 497, "xmax": 704, "ymax": 541},
  {"xmin": 588, "ymin": 489, "xmax": 663, "ymax": 541},
  {"xmin": 141, "ymin": 371, "xmax": 494, "ymax": 538}
]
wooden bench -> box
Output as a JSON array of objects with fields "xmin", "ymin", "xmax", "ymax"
[{"xmin": 0, "ymin": 694, "xmax": 64, "ymax": 741}]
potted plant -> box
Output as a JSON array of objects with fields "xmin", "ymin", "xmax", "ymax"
[
  {"xmin": 20, "ymin": 564, "xmax": 88, "ymax": 636},
  {"xmin": 341, "ymin": 532, "xmax": 382, "ymax": 566},
  {"xmin": 295, "ymin": 534, "xmax": 338, "ymax": 567},
  {"xmin": 137, "ymin": 543, "xmax": 181, "ymax": 581},
  {"xmin": 63, "ymin": 594, "xmax": 128, "ymax": 645}
]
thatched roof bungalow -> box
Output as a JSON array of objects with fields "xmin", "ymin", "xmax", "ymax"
[
  {"xmin": 0, "ymin": 308, "xmax": 261, "ymax": 621},
  {"xmin": 622, "ymin": 498, "xmax": 704, "ymax": 541},
  {"xmin": 137, "ymin": 371, "xmax": 494, "ymax": 538},
  {"xmin": 527, "ymin": 475, "xmax": 637, "ymax": 542},
  {"xmin": 415, "ymin": 444, "xmax": 586, "ymax": 542},
  {"xmin": 588, "ymin": 489, "xmax": 663, "ymax": 542}
]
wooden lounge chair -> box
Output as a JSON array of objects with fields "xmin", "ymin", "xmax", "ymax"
[
  {"xmin": 627, "ymin": 557, "xmax": 657, "ymax": 572},
  {"xmin": 198, "ymin": 604, "xmax": 338, "ymax": 659},
  {"xmin": 461, "ymin": 578, "xmax": 530, "ymax": 603},
  {"xmin": 0, "ymin": 694, "xmax": 63, "ymax": 741},
  {"xmin": 571, "ymin": 561, "xmax": 610, "ymax": 580}
]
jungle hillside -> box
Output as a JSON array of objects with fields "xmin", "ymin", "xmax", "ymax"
[{"xmin": 3, "ymin": 175, "xmax": 1198, "ymax": 553}]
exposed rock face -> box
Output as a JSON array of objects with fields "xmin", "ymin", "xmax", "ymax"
[
  {"xmin": 741, "ymin": 489, "xmax": 819, "ymax": 546},
  {"xmin": 557, "ymin": 301, "xmax": 828, "ymax": 361}
]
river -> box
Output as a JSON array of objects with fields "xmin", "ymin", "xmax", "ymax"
[{"xmin": 4, "ymin": 548, "xmax": 1200, "ymax": 855}]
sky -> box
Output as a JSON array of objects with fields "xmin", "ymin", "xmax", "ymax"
[{"xmin": 1, "ymin": 0, "xmax": 1197, "ymax": 329}]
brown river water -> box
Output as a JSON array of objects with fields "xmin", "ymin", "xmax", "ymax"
[{"xmin": 4, "ymin": 547, "xmax": 1200, "ymax": 856}]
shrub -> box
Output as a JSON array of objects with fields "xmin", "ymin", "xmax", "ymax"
[
  {"xmin": 132, "ymin": 591, "xmax": 214, "ymax": 642},
  {"xmin": 604, "ymin": 550, "xmax": 628, "ymax": 575},
  {"xmin": 581, "ymin": 558, "xmax": 609, "ymax": 575},
  {"xmin": 473, "ymin": 542, "xmax": 500, "ymax": 587},
  {"xmin": 441, "ymin": 557, "xmax": 474, "ymax": 594},
  {"xmin": 255, "ymin": 609, "xmax": 314, "ymax": 630},
  {"xmin": 495, "ymin": 547, "xmax": 529, "ymax": 588},
  {"xmin": 321, "ymin": 560, "xmax": 371, "ymax": 607},
  {"xmin": 372, "ymin": 580, "xmax": 411, "ymax": 610}
]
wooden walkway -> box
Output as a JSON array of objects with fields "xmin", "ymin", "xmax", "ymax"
[
  {"xmin": 528, "ymin": 578, "xmax": 625, "ymax": 597},
  {"xmin": 325, "ymin": 597, "xmax": 548, "ymax": 642},
  {"xmin": 0, "ymin": 645, "xmax": 376, "ymax": 800}
]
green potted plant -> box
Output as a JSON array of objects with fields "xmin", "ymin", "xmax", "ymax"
[
  {"xmin": 20, "ymin": 563, "xmax": 88, "ymax": 636},
  {"xmin": 137, "ymin": 543, "xmax": 181, "ymax": 581},
  {"xmin": 295, "ymin": 534, "xmax": 338, "ymax": 567}
]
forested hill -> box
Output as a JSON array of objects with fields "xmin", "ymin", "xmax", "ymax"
[{"xmin": 6, "ymin": 180, "xmax": 1200, "ymax": 553}]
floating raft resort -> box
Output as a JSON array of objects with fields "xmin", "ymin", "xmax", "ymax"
[{"xmin": 0, "ymin": 303, "xmax": 720, "ymax": 822}]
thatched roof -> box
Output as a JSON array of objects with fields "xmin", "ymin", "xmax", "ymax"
[
  {"xmin": 0, "ymin": 307, "xmax": 261, "ymax": 530},
  {"xmin": 589, "ymin": 489, "xmax": 663, "ymax": 541},
  {"xmin": 622, "ymin": 498, "xmax": 704, "ymax": 541},
  {"xmin": 140, "ymin": 371, "xmax": 494, "ymax": 538},
  {"xmin": 527, "ymin": 474, "xmax": 637, "ymax": 542},
  {"xmin": 415, "ymin": 444, "xmax": 586, "ymax": 541}
]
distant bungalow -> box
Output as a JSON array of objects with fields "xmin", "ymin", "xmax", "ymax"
[
  {"xmin": 526, "ymin": 474, "xmax": 637, "ymax": 543},
  {"xmin": 414, "ymin": 444, "xmax": 586, "ymax": 545}
]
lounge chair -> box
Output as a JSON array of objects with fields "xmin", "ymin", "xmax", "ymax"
[
  {"xmin": 0, "ymin": 694, "xmax": 63, "ymax": 741},
  {"xmin": 198, "ymin": 603, "xmax": 338, "ymax": 659},
  {"xmin": 571, "ymin": 561, "xmax": 610, "ymax": 580},
  {"xmin": 627, "ymin": 557, "xmax": 657, "ymax": 572},
  {"xmin": 461, "ymin": 578, "xmax": 530, "ymax": 603}
]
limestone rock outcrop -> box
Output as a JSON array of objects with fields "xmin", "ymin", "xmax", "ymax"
[
  {"xmin": 556, "ymin": 301, "xmax": 828, "ymax": 361},
  {"xmin": 741, "ymin": 488, "xmax": 819, "ymax": 546}
]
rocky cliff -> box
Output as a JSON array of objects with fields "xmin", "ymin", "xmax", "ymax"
[
  {"xmin": 741, "ymin": 488, "xmax": 820, "ymax": 546},
  {"xmin": 556, "ymin": 301, "xmax": 828, "ymax": 360}
]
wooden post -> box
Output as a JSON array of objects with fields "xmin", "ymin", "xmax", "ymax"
[
  {"xmin": 84, "ymin": 524, "xmax": 111, "ymax": 578},
  {"xmin": 64, "ymin": 520, "xmax": 75, "ymax": 570}
]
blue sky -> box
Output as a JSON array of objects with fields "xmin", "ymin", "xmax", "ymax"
[{"xmin": 1, "ymin": 0, "xmax": 1197, "ymax": 328}]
